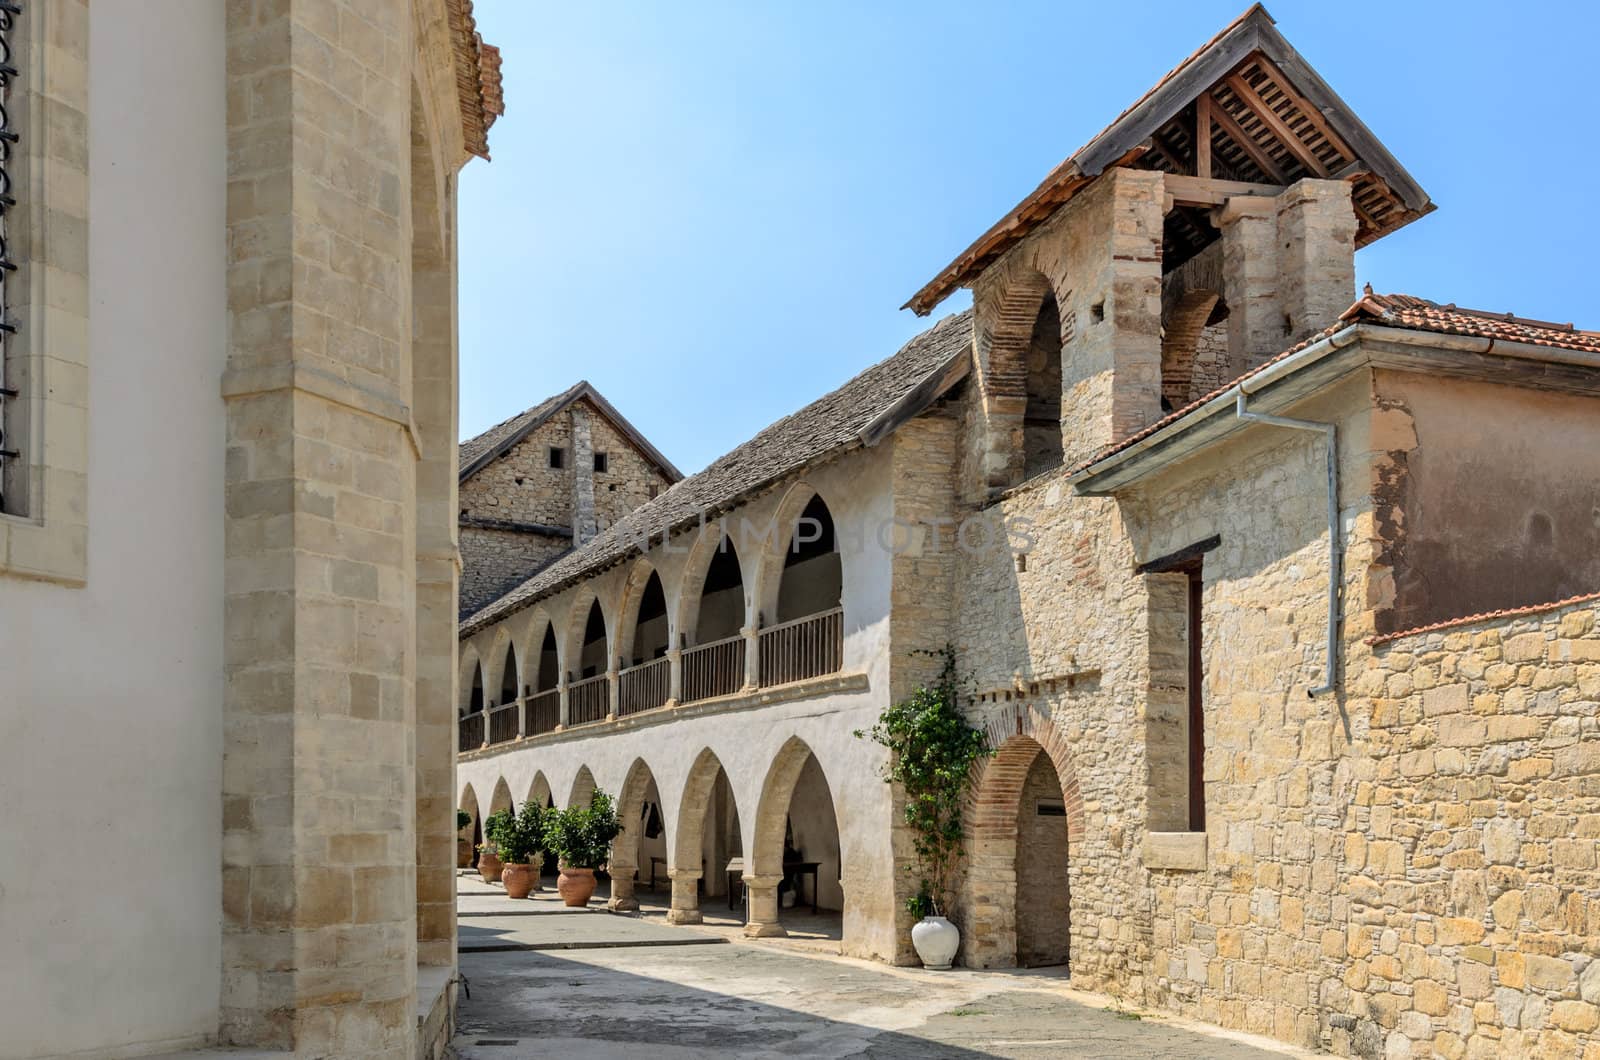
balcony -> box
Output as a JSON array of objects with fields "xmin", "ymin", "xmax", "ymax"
[
  {"xmin": 459, "ymin": 710, "xmax": 485, "ymax": 751},
  {"xmin": 682, "ymin": 632, "xmax": 745, "ymax": 704},
  {"xmin": 487, "ymin": 702, "xmax": 519, "ymax": 745},
  {"xmin": 568, "ymin": 673, "xmax": 609, "ymax": 726},
  {"xmin": 619, "ymin": 656, "xmax": 669, "ymax": 717},
  {"xmin": 525, "ymin": 688, "xmax": 560, "ymax": 736},
  {"xmin": 759, "ymin": 607, "xmax": 843, "ymax": 688}
]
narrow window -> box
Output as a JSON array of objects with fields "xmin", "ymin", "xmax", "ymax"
[
  {"xmin": 1138, "ymin": 536, "xmax": 1217, "ymax": 834},
  {"xmin": 548, "ymin": 446, "xmax": 565, "ymax": 469},
  {"xmin": 593, "ymin": 451, "xmax": 608, "ymax": 473},
  {"xmin": 647, "ymin": 484, "xmax": 660, "ymax": 500}
]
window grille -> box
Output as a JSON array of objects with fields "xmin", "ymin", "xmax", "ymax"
[{"xmin": 0, "ymin": 3, "xmax": 20, "ymax": 514}]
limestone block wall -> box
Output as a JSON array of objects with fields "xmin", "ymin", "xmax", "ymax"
[{"xmin": 1333, "ymin": 599, "xmax": 1600, "ymax": 1058}]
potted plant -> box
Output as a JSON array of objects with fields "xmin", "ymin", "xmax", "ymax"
[
  {"xmin": 457, "ymin": 809, "xmax": 474, "ymax": 869},
  {"xmin": 542, "ymin": 790, "xmax": 623, "ymax": 907},
  {"xmin": 857, "ymin": 647, "xmax": 990, "ymax": 970},
  {"xmin": 478, "ymin": 808, "xmax": 512, "ymax": 884},
  {"xmin": 498, "ymin": 801, "xmax": 547, "ymax": 900}
]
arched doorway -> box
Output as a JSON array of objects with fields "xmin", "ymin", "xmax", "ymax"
[
  {"xmin": 1023, "ymin": 290, "xmax": 1063, "ymax": 478},
  {"xmin": 669, "ymin": 748, "xmax": 743, "ymax": 924},
  {"xmin": 459, "ymin": 783, "xmax": 482, "ymax": 869},
  {"xmin": 965, "ymin": 726, "xmax": 1082, "ymax": 969},
  {"xmin": 528, "ymin": 772, "xmax": 557, "ymax": 878},
  {"xmin": 608, "ymin": 758, "xmax": 667, "ymax": 911},
  {"xmin": 748, "ymin": 737, "xmax": 843, "ymax": 940}
]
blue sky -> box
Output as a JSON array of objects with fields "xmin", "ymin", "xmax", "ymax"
[{"xmin": 460, "ymin": 1, "xmax": 1598, "ymax": 474}]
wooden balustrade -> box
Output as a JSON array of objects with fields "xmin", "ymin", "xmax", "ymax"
[
  {"xmin": 525, "ymin": 688, "xmax": 560, "ymax": 735},
  {"xmin": 458, "ymin": 711, "xmax": 485, "ymax": 751},
  {"xmin": 619, "ymin": 656, "xmax": 670, "ymax": 717},
  {"xmin": 681, "ymin": 633, "xmax": 745, "ymax": 703},
  {"xmin": 487, "ymin": 702, "xmax": 519, "ymax": 745},
  {"xmin": 759, "ymin": 607, "xmax": 843, "ymax": 688},
  {"xmin": 568, "ymin": 674, "xmax": 610, "ymax": 726}
]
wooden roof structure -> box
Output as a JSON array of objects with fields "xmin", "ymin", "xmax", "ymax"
[{"xmin": 905, "ymin": 5, "xmax": 1433, "ymax": 316}]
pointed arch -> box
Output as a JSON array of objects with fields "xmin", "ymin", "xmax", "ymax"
[
  {"xmin": 614, "ymin": 558, "xmax": 672, "ymax": 667},
  {"xmin": 672, "ymin": 747, "xmax": 738, "ymax": 875},
  {"xmin": 497, "ymin": 638, "xmax": 519, "ymax": 706},
  {"xmin": 457, "ymin": 643, "xmax": 482, "ymax": 715},
  {"xmin": 677, "ymin": 522, "xmax": 749, "ymax": 648},
  {"xmin": 749, "ymin": 736, "xmax": 839, "ymax": 880},
  {"xmin": 567, "ymin": 765, "xmax": 597, "ymax": 810},
  {"xmin": 611, "ymin": 757, "xmax": 665, "ymax": 875},
  {"xmin": 488, "ymin": 777, "xmax": 514, "ymax": 820},
  {"xmin": 563, "ymin": 591, "xmax": 611, "ymax": 681},
  {"xmin": 526, "ymin": 771, "xmax": 553, "ymax": 810},
  {"xmin": 521, "ymin": 608, "xmax": 562, "ymax": 693}
]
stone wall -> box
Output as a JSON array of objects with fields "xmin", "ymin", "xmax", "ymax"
[
  {"xmin": 1335, "ymin": 598, "xmax": 1600, "ymax": 1058},
  {"xmin": 589, "ymin": 402, "xmax": 670, "ymax": 532},
  {"xmin": 459, "ymin": 412, "xmax": 575, "ymax": 527},
  {"xmin": 458, "ymin": 523, "xmax": 570, "ymax": 616}
]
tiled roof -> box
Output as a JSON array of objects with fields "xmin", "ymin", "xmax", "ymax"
[
  {"xmin": 1072, "ymin": 290, "xmax": 1600, "ymax": 476},
  {"xmin": 448, "ymin": 0, "xmax": 503, "ymax": 161},
  {"xmin": 458, "ymin": 381, "xmax": 683, "ymax": 484},
  {"xmin": 459, "ymin": 310, "xmax": 974, "ymax": 633},
  {"xmin": 1368, "ymin": 590, "xmax": 1600, "ymax": 647}
]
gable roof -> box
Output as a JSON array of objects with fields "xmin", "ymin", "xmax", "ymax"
[
  {"xmin": 905, "ymin": 4, "xmax": 1432, "ymax": 315},
  {"xmin": 459, "ymin": 310, "xmax": 974, "ymax": 633},
  {"xmin": 1068, "ymin": 289, "xmax": 1600, "ymax": 490},
  {"xmin": 458, "ymin": 381, "xmax": 684, "ymax": 484}
]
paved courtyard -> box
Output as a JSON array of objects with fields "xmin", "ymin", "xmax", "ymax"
[{"xmin": 454, "ymin": 876, "xmax": 1309, "ymax": 1059}]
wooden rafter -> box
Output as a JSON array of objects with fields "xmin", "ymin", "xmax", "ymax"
[
  {"xmin": 1207, "ymin": 92, "xmax": 1288, "ymax": 184},
  {"xmin": 1224, "ymin": 72, "xmax": 1329, "ymax": 177},
  {"xmin": 1195, "ymin": 94, "xmax": 1212, "ymax": 179},
  {"xmin": 1250, "ymin": 55, "xmax": 1356, "ymax": 163}
]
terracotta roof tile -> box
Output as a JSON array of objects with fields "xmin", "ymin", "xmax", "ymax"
[
  {"xmin": 1071, "ymin": 290, "xmax": 1600, "ymax": 476},
  {"xmin": 1369, "ymin": 590, "xmax": 1600, "ymax": 646}
]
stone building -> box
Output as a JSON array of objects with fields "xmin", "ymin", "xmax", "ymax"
[
  {"xmin": 2, "ymin": 2, "xmax": 500, "ymax": 1057},
  {"xmin": 457, "ymin": 381, "xmax": 680, "ymax": 619},
  {"xmin": 458, "ymin": 7, "xmax": 1600, "ymax": 1057}
]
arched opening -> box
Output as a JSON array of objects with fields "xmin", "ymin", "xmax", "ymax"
[
  {"xmin": 466, "ymin": 663, "xmax": 484, "ymax": 715},
  {"xmin": 578, "ymin": 601, "xmax": 607, "ymax": 678},
  {"xmin": 630, "ymin": 572, "xmax": 669, "ymax": 665},
  {"xmin": 965, "ymin": 732, "xmax": 1078, "ymax": 969},
  {"xmin": 763, "ymin": 494, "xmax": 843, "ymax": 687},
  {"xmin": 528, "ymin": 772, "xmax": 557, "ymax": 878},
  {"xmin": 568, "ymin": 765, "xmax": 597, "ymax": 810},
  {"xmin": 525, "ymin": 622, "xmax": 562, "ymax": 736},
  {"xmin": 458, "ymin": 784, "xmax": 482, "ymax": 869},
  {"xmin": 749, "ymin": 737, "xmax": 843, "ymax": 940},
  {"xmin": 569, "ymin": 600, "xmax": 610, "ymax": 725},
  {"xmin": 535, "ymin": 624, "xmax": 559, "ymax": 691},
  {"xmin": 459, "ymin": 660, "xmax": 487, "ymax": 749},
  {"xmin": 497, "ymin": 642, "xmax": 518, "ymax": 706},
  {"xmin": 671, "ymin": 749, "xmax": 744, "ymax": 923},
  {"xmin": 619, "ymin": 569, "xmax": 670, "ymax": 716},
  {"xmin": 683, "ymin": 538, "xmax": 746, "ymax": 702},
  {"xmin": 1161, "ymin": 291, "xmax": 1225, "ymax": 411},
  {"xmin": 609, "ymin": 758, "xmax": 668, "ymax": 910},
  {"xmin": 1023, "ymin": 291, "xmax": 1064, "ymax": 478}
]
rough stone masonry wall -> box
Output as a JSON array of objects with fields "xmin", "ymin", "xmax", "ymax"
[
  {"xmin": 1334, "ymin": 599, "xmax": 1600, "ymax": 1059},
  {"xmin": 588, "ymin": 403, "xmax": 672, "ymax": 532},
  {"xmin": 458, "ymin": 524, "xmax": 570, "ymax": 616},
  {"xmin": 459, "ymin": 411, "xmax": 575, "ymax": 526}
]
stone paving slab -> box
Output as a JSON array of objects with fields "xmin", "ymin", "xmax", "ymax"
[
  {"xmin": 459, "ymin": 911, "xmax": 728, "ymax": 953},
  {"xmin": 456, "ymin": 925, "xmax": 1308, "ymax": 1059}
]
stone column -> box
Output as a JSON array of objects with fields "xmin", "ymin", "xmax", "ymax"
[
  {"xmin": 1217, "ymin": 195, "xmax": 1281, "ymax": 378},
  {"xmin": 607, "ymin": 865, "xmax": 639, "ymax": 912},
  {"xmin": 605, "ymin": 665, "xmax": 619, "ymax": 722},
  {"xmin": 222, "ymin": 1, "xmax": 417, "ymax": 1052},
  {"xmin": 742, "ymin": 875, "xmax": 787, "ymax": 937},
  {"xmin": 555, "ymin": 675, "xmax": 569, "ymax": 731},
  {"xmin": 666, "ymin": 869, "xmax": 703, "ymax": 924},
  {"xmin": 664, "ymin": 646, "xmax": 682, "ymax": 708},
  {"xmin": 570, "ymin": 403, "xmax": 597, "ymax": 544},
  {"xmin": 741, "ymin": 625, "xmax": 760, "ymax": 692},
  {"xmin": 1275, "ymin": 179, "xmax": 1357, "ymax": 344},
  {"xmin": 515, "ymin": 696, "xmax": 526, "ymax": 738}
]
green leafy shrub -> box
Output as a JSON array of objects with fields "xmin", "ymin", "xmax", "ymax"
[
  {"xmin": 542, "ymin": 790, "xmax": 623, "ymax": 869},
  {"xmin": 457, "ymin": 809, "xmax": 472, "ymax": 833},
  {"xmin": 497, "ymin": 801, "xmax": 547, "ymax": 866},
  {"xmin": 856, "ymin": 646, "xmax": 990, "ymax": 918},
  {"xmin": 479, "ymin": 808, "xmax": 513, "ymax": 855}
]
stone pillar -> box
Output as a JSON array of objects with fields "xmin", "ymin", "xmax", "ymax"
[
  {"xmin": 664, "ymin": 646, "xmax": 682, "ymax": 708},
  {"xmin": 555, "ymin": 675, "xmax": 569, "ymax": 731},
  {"xmin": 222, "ymin": 1, "xmax": 416, "ymax": 1052},
  {"xmin": 666, "ymin": 869, "xmax": 702, "ymax": 924},
  {"xmin": 742, "ymin": 875, "xmax": 787, "ymax": 938},
  {"xmin": 607, "ymin": 865, "xmax": 639, "ymax": 912},
  {"xmin": 570, "ymin": 403, "xmax": 597, "ymax": 544},
  {"xmin": 605, "ymin": 666, "xmax": 619, "ymax": 722},
  {"xmin": 515, "ymin": 696, "xmax": 526, "ymax": 738},
  {"xmin": 741, "ymin": 625, "xmax": 760, "ymax": 692},
  {"xmin": 1275, "ymin": 179, "xmax": 1357, "ymax": 344},
  {"xmin": 1218, "ymin": 195, "xmax": 1281, "ymax": 378}
]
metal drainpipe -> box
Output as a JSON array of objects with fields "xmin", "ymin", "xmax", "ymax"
[{"xmin": 1234, "ymin": 390, "xmax": 1341, "ymax": 697}]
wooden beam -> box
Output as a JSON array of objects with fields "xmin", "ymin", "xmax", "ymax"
[
  {"xmin": 1164, "ymin": 173, "xmax": 1282, "ymax": 210},
  {"xmin": 1225, "ymin": 72, "xmax": 1329, "ymax": 177},
  {"xmin": 1207, "ymin": 94, "xmax": 1288, "ymax": 184},
  {"xmin": 1195, "ymin": 94, "xmax": 1212, "ymax": 179},
  {"xmin": 1250, "ymin": 53, "xmax": 1356, "ymax": 162}
]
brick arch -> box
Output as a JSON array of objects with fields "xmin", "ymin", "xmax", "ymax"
[
  {"xmin": 962, "ymin": 705, "xmax": 1084, "ymax": 969},
  {"xmin": 984, "ymin": 269, "xmax": 1056, "ymax": 402},
  {"xmin": 1161, "ymin": 289, "xmax": 1221, "ymax": 409}
]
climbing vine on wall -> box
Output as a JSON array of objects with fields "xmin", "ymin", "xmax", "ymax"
[{"xmin": 856, "ymin": 646, "xmax": 991, "ymax": 918}]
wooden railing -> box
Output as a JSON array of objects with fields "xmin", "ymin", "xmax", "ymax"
[
  {"xmin": 458, "ymin": 711, "xmax": 485, "ymax": 751},
  {"xmin": 487, "ymin": 702, "xmax": 519, "ymax": 745},
  {"xmin": 525, "ymin": 689, "xmax": 560, "ymax": 736},
  {"xmin": 682, "ymin": 633, "xmax": 745, "ymax": 703},
  {"xmin": 568, "ymin": 674, "xmax": 610, "ymax": 726},
  {"xmin": 619, "ymin": 657, "xmax": 670, "ymax": 717},
  {"xmin": 759, "ymin": 607, "xmax": 843, "ymax": 688}
]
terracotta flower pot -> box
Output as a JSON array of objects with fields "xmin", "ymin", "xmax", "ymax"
[
  {"xmin": 456, "ymin": 837, "xmax": 472, "ymax": 869},
  {"xmin": 478, "ymin": 849, "xmax": 503, "ymax": 884},
  {"xmin": 502, "ymin": 862, "xmax": 536, "ymax": 899},
  {"xmin": 557, "ymin": 866, "xmax": 597, "ymax": 907}
]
